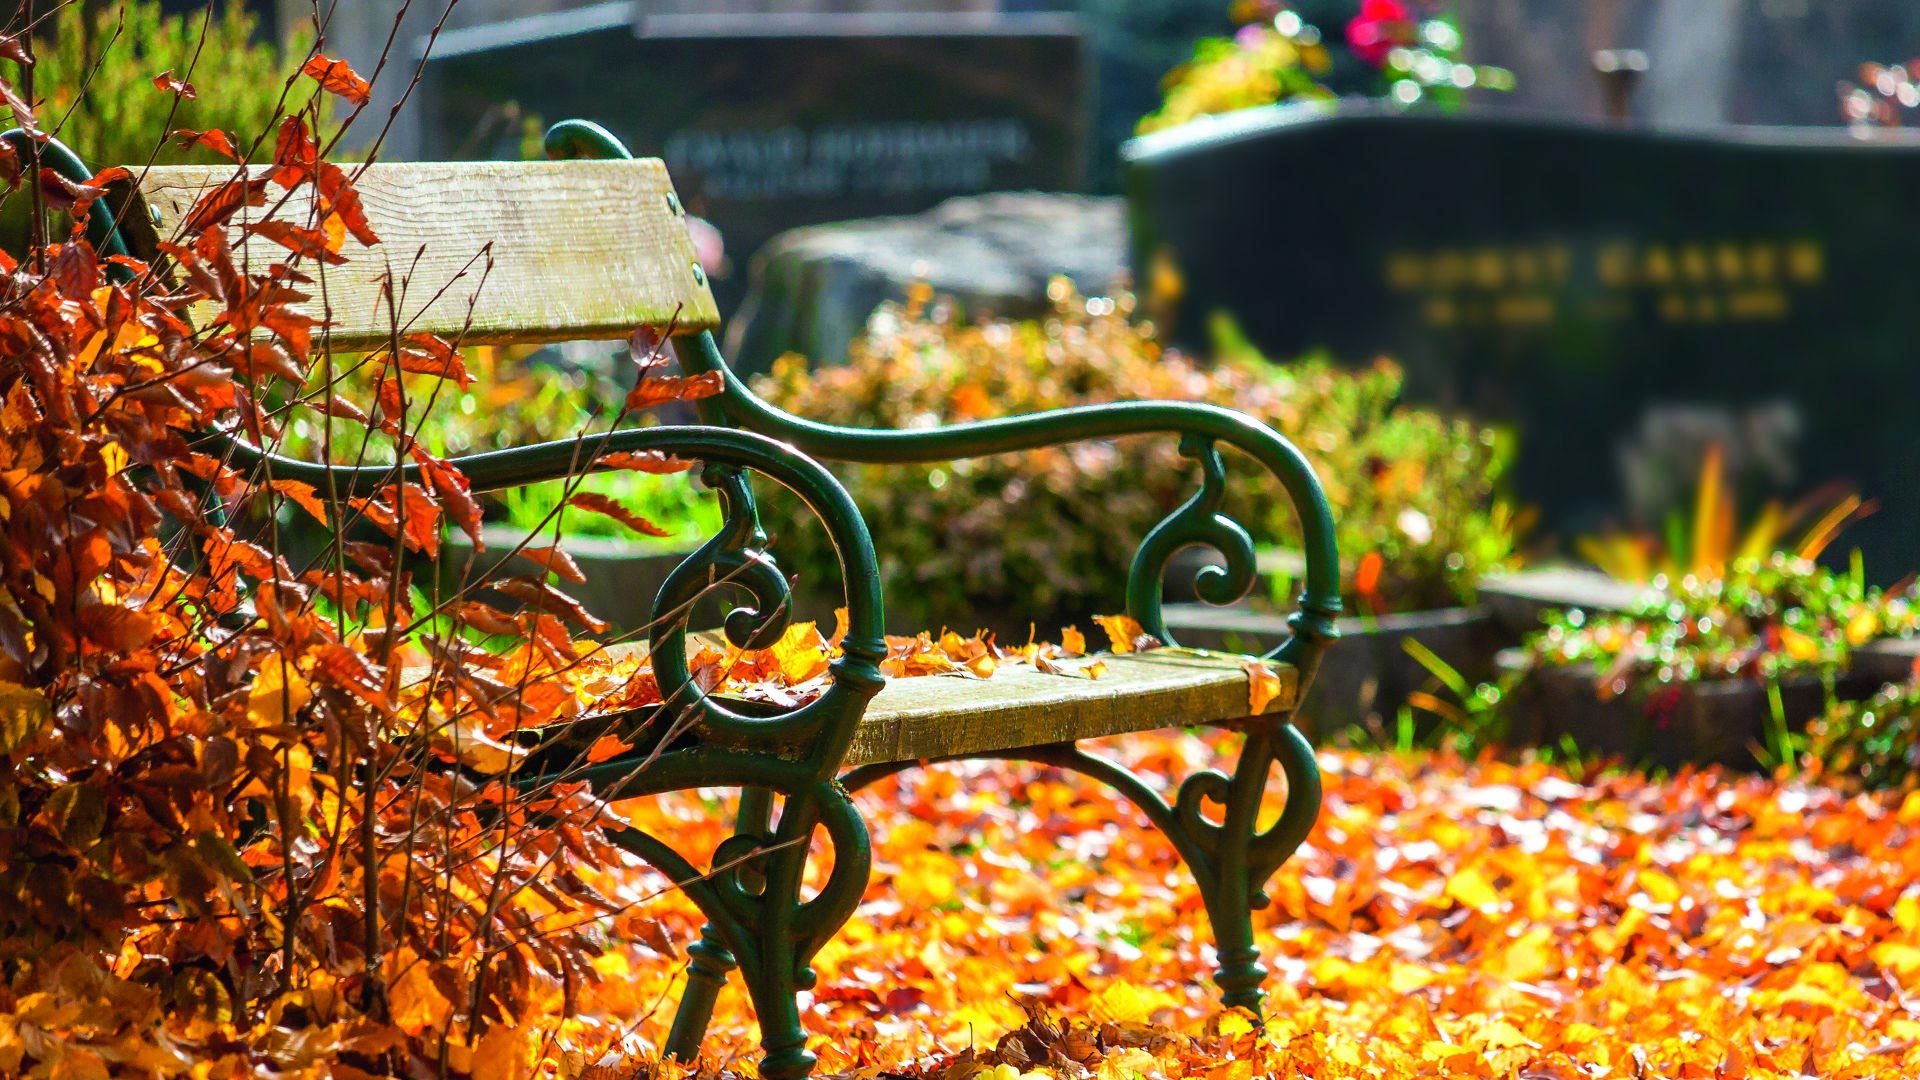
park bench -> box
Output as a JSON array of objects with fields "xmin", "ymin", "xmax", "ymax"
[{"xmin": 88, "ymin": 121, "xmax": 1341, "ymax": 1079}]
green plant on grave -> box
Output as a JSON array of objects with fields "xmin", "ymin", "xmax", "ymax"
[
  {"xmin": 24, "ymin": 0, "xmax": 319, "ymax": 169},
  {"xmin": 1138, "ymin": 0, "xmax": 1513, "ymax": 135},
  {"xmin": 1575, "ymin": 442, "xmax": 1870, "ymax": 585},
  {"xmin": 1383, "ymin": 637, "xmax": 1516, "ymax": 756},
  {"xmin": 751, "ymin": 282, "xmax": 1522, "ymax": 632},
  {"xmin": 1524, "ymin": 553, "xmax": 1919, "ymax": 706},
  {"xmin": 1805, "ymin": 673, "xmax": 1920, "ymax": 790},
  {"xmin": 280, "ymin": 346, "xmax": 717, "ymax": 544}
]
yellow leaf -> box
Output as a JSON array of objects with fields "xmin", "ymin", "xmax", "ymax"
[
  {"xmin": 897, "ymin": 851, "xmax": 958, "ymax": 909},
  {"xmin": 1499, "ymin": 926, "xmax": 1557, "ymax": 982},
  {"xmin": 0, "ymin": 681, "xmax": 51, "ymax": 754},
  {"xmin": 246, "ymin": 654, "xmax": 311, "ymax": 729},
  {"xmin": 767, "ymin": 621, "xmax": 830, "ymax": 684},
  {"xmin": 1093, "ymin": 613, "xmax": 1145, "ymax": 653},
  {"xmin": 471, "ymin": 1023, "xmax": 539, "ymax": 1080},
  {"xmin": 1388, "ymin": 962, "xmax": 1438, "ymax": 995},
  {"xmin": 1097, "ymin": 1050, "xmax": 1160, "ymax": 1080},
  {"xmin": 1475, "ymin": 1018, "xmax": 1536, "ymax": 1050},
  {"xmin": 1060, "ymin": 625, "xmax": 1086, "ymax": 657},
  {"xmin": 1637, "ymin": 868, "xmax": 1682, "ymax": 906},
  {"xmin": 1444, "ymin": 865, "xmax": 1503, "ymax": 914},
  {"xmin": 1214, "ymin": 1009, "xmax": 1258, "ymax": 1037},
  {"xmin": 1087, "ymin": 981, "xmax": 1156, "ymax": 1024},
  {"xmin": 1897, "ymin": 892, "xmax": 1920, "ymax": 934},
  {"xmin": 99, "ymin": 440, "xmax": 128, "ymax": 476},
  {"xmin": 1779, "ymin": 626, "xmax": 1819, "ymax": 662},
  {"xmin": 1846, "ymin": 607, "xmax": 1879, "ymax": 647},
  {"xmin": 1874, "ymin": 942, "xmax": 1920, "ymax": 984}
]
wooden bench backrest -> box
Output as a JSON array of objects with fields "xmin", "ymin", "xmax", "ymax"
[{"xmin": 128, "ymin": 160, "xmax": 721, "ymax": 351}]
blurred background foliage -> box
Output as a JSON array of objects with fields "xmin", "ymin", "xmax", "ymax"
[
  {"xmin": 24, "ymin": 0, "xmax": 317, "ymax": 168},
  {"xmin": 752, "ymin": 283, "xmax": 1521, "ymax": 632}
]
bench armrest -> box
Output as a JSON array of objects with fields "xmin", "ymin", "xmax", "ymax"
[
  {"xmin": 673, "ymin": 331, "xmax": 1344, "ymax": 680},
  {"xmin": 215, "ymin": 425, "xmax": 889, "ymax": 772}
]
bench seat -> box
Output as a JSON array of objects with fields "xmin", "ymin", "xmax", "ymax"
[
  {"xmin": 846, "ymin": 649, "xmax": 1295, "ymax": 765},
  {"xmin": 582, "ymin": 643, "xmax": 1296, "ymax": 766}
]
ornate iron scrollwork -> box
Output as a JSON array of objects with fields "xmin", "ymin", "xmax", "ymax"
[{"xmin": 1127, "ymin": 433, "xmax": 1260, "ymax": 647}]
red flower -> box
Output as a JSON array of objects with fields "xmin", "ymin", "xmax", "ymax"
[{"xmin": 1347, "ymin": 0, "xmax": 1414, "ymax": 67}]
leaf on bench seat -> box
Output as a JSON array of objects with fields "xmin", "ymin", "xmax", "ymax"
[
  {"xmin": 1244, "ymin": 658, "xmax": 1285, "ymax": 716},
  {"xmin": 1094, "ymin": 613, "xmax": 1164, "ymax": 654}
]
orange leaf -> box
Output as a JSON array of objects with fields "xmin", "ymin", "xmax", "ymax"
[
  {"xmin": 245, "ymin": 220, "xmax": 348, "ymax": 265},
  {"xmin": 625, "ymin": 370, "xmax": 724, "ymax": 413},
  {"xmin": 596, "ymin": 451, "xmax": 694, "ymax": 475},
  {"xmin": 271, "ymin": 479, "xmax": 330, "ymax": 525},
  {"xmin": 1060, "ymin": 625, "xmax": 1087, "ymax": 657},
  {"xmin": 313, "ymin": 160, "xmax": 378, "ymax": 246},
  {"xmin": 152, "ymin": 71, "xmax": 196, "ymax": 98},
  {"xmin": 565, "ymin": 491, "xmax": 671, "ymax": 537},
  {"xmin": 1354, "ymin": 550, "xmax": 1384, "ymax": 599},
  {"xmin": 171, "ymin": 128, "xmax": 236, "ymax": 159},
  {"xmin": 301, "ymin": 54, "xmax": 372, "ymax": 105},
  {"xmin": 1244, "ymin": 658, "xmax": 1283, "ymax": 716},
  {"xmin": 517, "ymin": 545, "xmax": 586, "ymax": 584},
  {"xmin": 1094, "ymin": 613, "xmax": 1148, "ymax": 654},
  {"xmin": 395, "ymin": 332, "xmax": 471, "ymax": 386},
  {"xmin": 181, "ymin": 175, "xmax": 270, "ymax": 233}
]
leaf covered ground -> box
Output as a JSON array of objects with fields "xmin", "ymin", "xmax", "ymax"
[{"xmin": 540, "ymin": 742, "xmax": 1920, "ymax": 1080}]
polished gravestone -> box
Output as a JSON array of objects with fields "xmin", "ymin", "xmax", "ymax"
[
  {"xmin": 1124, "ymin": 101, "xmax": 1920, "ymax": 579},
  {"xmin": 419, "ymin": 7, "xmax": 1087, "ymax": 318}
]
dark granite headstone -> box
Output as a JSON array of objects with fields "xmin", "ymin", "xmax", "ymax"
[
  {"xmin": 1124, "ymin": 101, "xmax": 1920, "ymax": 580},
  {"xmin": 419, "ymin": 8, "xmax": 1087, "ymax": 315},
  {"xmin": 731, "ymin": 192, "xmax": 1126, "ymax": 373}
]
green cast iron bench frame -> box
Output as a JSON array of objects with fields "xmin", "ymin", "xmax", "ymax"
[{"xmin": 52, "ymin": 119, "xmax": 1341, "ymax": 1079}]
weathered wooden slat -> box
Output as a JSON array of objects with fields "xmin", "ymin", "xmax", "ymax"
[
  {"xmin": 127, "ymin": 160, "xmax": 720, "ymax": 349},
  {"xmin": 843, "ymin": 651, "xmax": 1296, "ymax": 766},
  {"xmin": 409, "ymin": 644, "xmax": 1292, "ymax": 770}
]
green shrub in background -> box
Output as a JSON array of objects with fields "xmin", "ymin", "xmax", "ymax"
[
  {"xmin": 1, "ymin": 1, "xmax": 320, "ymax": 258},
  {"xmin": 1807, "ymin": 676, "xmax": 1920, "ymax": 791},
  {"xmin": 26, "ymin": 0, "xmax": 316, "ymax": 168},
  {"xmin": 751, "ymin": 283, "xmax": 1522, "ymax": 632}
]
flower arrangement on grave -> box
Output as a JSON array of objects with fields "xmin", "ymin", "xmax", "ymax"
[{"xmin": 1139, "ymin": 0, "xmax": 1513, "ymax": 135}]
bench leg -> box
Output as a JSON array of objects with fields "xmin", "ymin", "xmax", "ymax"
[
  {"xmin": 604, "ymin": 775, "xmax": 870, "ymax": 1080},
  {"xmin": 664, "ymin": 926, "xmax": 736, "ymax": 1059},
  {"xmin": 664, "ymin": 787, "xmax": 769, "ymax": 1062},
  {"xmin": 843, "ymin": 719, "xmax": 1320, "ymax": 1017}
]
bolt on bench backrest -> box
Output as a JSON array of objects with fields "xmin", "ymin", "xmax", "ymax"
[{"xmin": 121, "ymin": 160, "xmax": 720, "ymax": 350}]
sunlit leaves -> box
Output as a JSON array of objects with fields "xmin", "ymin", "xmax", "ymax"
[
  {"xmin": 171, "ymin": 127, "xmax": 237, "ymax": 160},
  {"xmin": 564, "ymin": 490, "xmax": 671, "ymax": 537},
  {"xmin": 624, "ymin": 369, "xmax": 723, "ymax": 413},
  {"xmin": 151, "ymin": 70, "xmax": 196, "ymax": 98},
  {"xmin": 300, "ymin": 54, "xmax": 372, "ymax": 106},
  {"xmin": 0, "ymin": 681, "xmax": 50, "ymax": 753}
]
